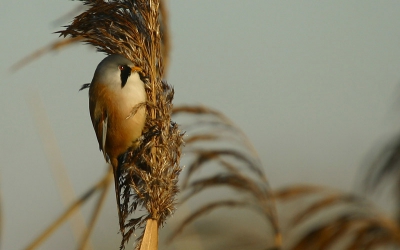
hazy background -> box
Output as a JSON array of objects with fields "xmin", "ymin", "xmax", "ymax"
[{"xmin": 1, "ymin": 1, "xmax": 400, "ymax": 249}]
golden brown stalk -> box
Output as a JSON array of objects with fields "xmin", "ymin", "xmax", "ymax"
[
  {"xmin": 140, "ymin": 219, "xmax": 158, "ymax": 250},
  {"xmin": 24, "ymin": 168, "xmax": 112, "ymax": 250},
  {"xmin": 28, "ymin": 92, "xmax": 92, "ymax": 250},
  {"xmin": 11, "ymin": 37, "xmax": 83, "ymax": 72},
  {"xmin": 77, "ymin": 169, "xmax": 113, "ymax": 250},
  {"xmin": 159, "ymin": 0, "xmax": 170, "ymax": 75}
]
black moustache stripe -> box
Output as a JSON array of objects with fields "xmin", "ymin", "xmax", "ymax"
[{"xmin": 120, "ymin": 65, "xmax": 131, "ymax": 88}]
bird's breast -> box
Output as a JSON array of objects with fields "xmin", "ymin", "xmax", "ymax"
[{"xmin": 105, "ymin": 76, "xmax": 146, "ymax": 160}]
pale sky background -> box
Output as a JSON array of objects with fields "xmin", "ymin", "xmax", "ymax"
[{"xmin": 1, "ymin": 1, "xmax": 400, "ymax": 249}]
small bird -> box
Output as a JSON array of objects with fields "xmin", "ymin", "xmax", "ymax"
[{"xmin": 82, "ymin": 54, "xmax": 147, "ymax": 231}]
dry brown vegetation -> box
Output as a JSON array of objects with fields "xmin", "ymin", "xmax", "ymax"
[{"xmin": 10, "ymin": 1, "xmax": 400, "ymax": 250}]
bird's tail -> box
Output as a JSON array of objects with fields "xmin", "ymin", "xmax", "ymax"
[{"xmin": 111, "ymin": 159, "xmax": 125, "ymax": 234}]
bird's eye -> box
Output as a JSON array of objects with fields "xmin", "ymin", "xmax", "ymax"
[{"xmin": 118, "ymin": 65, "xmax": 125, "ymax": 71}]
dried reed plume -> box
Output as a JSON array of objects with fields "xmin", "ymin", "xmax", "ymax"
[
  {"xmin": 57, "ymin": 1, "xmax": 182, "ymax": 249},
  {"xmin": 274, "ymin": 185, "xmax": 400, "ymax": 249},
  {"xmin": 169, "ymin": 106, "xmax": 281, "ymax": 249}
]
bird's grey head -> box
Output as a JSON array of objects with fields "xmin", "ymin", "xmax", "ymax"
[{"xmin": 92, "ymin": 54, "xmax": 140, "ymax": 89}]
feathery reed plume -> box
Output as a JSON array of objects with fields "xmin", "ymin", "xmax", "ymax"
[
  {"xmin": 274, "ymin": 185, "xmax": 400, "ymax": 249},
  {"xmin": 169, "ymin": 105, "xmax": 281, "ymax": 249},
  {"xmin": 57, "ymin": 1, "xmax": 182, "ymax": 249},
  {"xmin": 12, "ymin": 1, "xmax": 171, "ymax": 75}
]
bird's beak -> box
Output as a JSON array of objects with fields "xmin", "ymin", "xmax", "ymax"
[{"xmin": 131, "ymin": 66, "xmax": 142, "ymax": 73}]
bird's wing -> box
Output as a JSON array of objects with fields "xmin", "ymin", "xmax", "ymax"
[
  {"xmin": 102, "ymin": 115, "xmax": 109, "ymax": 161},
  {"xmin": 89, "ymin": 85, "xmax": 124, "ymax": 232},
  {"xmin": 79, "ymin": 83, "xmax": 91, "ymax": 91},
  {"xmin": 89, "ymin": 85, "xmax": 109, "ymax": 162}
]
